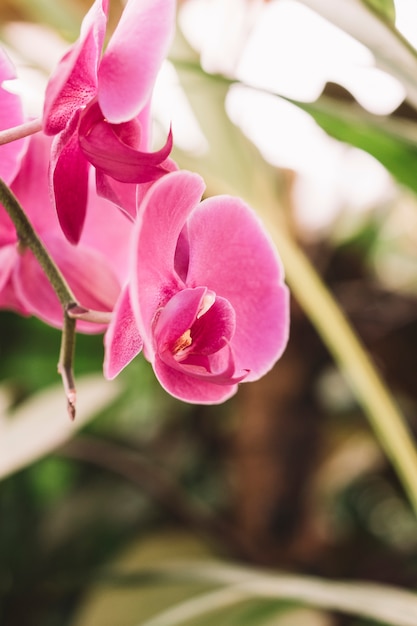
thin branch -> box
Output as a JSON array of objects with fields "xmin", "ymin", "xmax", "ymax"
[
  {"xmin": 58, "ymin": 312, "xmax": 77, "ymax": 420},
  {"xmin": 67, "ymin": 303, "xmax": 113, "ymax": 325},
  {"xmin": 0, "ymin": 118, "xmax": 42, "ymax": 146},
  {"xmin": 0, "ymin": 177, "xmax": 79, "ymax": 418}
]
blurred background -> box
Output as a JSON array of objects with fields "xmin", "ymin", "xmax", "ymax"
[{"xmin": 1, "ymin": 1, "xmax": 417, "ymax": 624}]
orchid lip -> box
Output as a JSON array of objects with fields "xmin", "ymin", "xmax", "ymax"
[{"xmin": 152, "ymin": 286, "xmax": 246, "ymax": 385}]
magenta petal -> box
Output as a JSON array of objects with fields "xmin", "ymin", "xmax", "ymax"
[
  {"xmin": 79, "ymin": 105, "xmax": 173, "ymax": 183},
  {"xmin": 51, "ymin": 115, "xmax": 89, "ymax": 244},
  {"xmin": 14, "ymin": 249, "xmax": 64, "ymax": 329},
  {"xmin": 153, "ymin": 286, "xmax": 207, "ymax": 352},
  {"xmin": 0, "ymin": 49, "xmax": 26, "ymax": 182},
  {"xmin": 154, "ymin": 355, "xmax": 239, "ymax": 404},
  {"xmin": 154, "ymin": 288, "xmax": 236, "ymax": 360},
  {"xmin": 43, "ymin": 0, "xmax": 108, "ymax": 134},
  {"xmin": 10, "ymin": 131, "xmax": 59, "ymax": 235},
  {"xmin": 95, "ymin": 171, "xmax": 137, "ymax": 220},
  {"xmin": 49, "ymin": 237, "xmax": 120, "ymax": 313},
  {"xmin": 186, "ymin": 196, "xmax": 290, "ymax": 381},
  {"xmin": 0, "ymin": 246, "xmax": 17, "ymax": 293},
  {"xmin": 189, "ymin": 296, "xmax": 236, "ymax": 356},
  {"xmin": 15, "ymin": 235, "xmax": 120, "ymax": 333},
  {"xmin": 130, "ymin": 170, "xmax": 206, "ymax": 350},
  {"xmin": 0, "ymin": 273, "xmax": 31, "ymax": 315},
  {"xmin": 104, "ymin": 286, "xmax": 143, "ymax": 379},
  {"xmin": 162, "ymin": 341, "xmax": 247, "ymax": 385},
  {"xmin": 98, "ymin": 0, "xmax": 176, "ymax": 123},
  {"xmin": 0, "ymin": 209, "xmax": 15, "ymax": 246}
]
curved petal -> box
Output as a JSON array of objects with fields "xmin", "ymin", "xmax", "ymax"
[
  {"xmin": 51, "ymin": 114, "xmax": 90, "ymax": 244},
  {"xmin": 154, "ymin": 288, "xmax": 236, "ymax": 359},
  {"xmin": 130, "ymin": 170, "xmax": 206, "ymax": 352},
  {"xmin": 82, "ymin": 178, "xmax": 133, "ymax": 283},
  {"xmin": 153, "ymin": 286, "xmax": 207, "ymax": 354},
  {"xmin": 186, "ymin": 195, "xmax": 290, "ymax": 380},
  {"xmin": 96, "ymin": 170, "xmax": 138, "ymax": 220},
  {"xmin": 103, "ymin": 285, "xmax": 143, "ymax": 379},
  {"xmin": 0, "ymin": 245, "xmax": 17, "ymax": 293},
  {"xmin": 43, "ymin": 0, "xmax": 108, "ymax": 134},
  {"xmin": 10, "ymin": 131, "xmax": 58, "ymax": 235},
  {"xmin": 15, "ymin": 235, "xmax": 121, "ymax": 333},
  {"xmin": 154, "ymin": 354, "xmax": 238, "ymax": 404},
  {"xmin": 0, "ymin": 265, "xmax": 31, "ymax": 316},
  {"xmin": 188, "ymin": 295, "xmax": 236, "ymax": 356},
  {"xmin": 0, "ymin": 209, "xmax": 16, "ymax": 247},
  {"xmin": 78, "ymin": 102, "xmax": 173, "ymax": 183},
  {"xmin": 98, "ymin": 0, "xmax": 176, "ymax": 123},
  {"xmin": 13, "ymin": 249, "xmax": 64, "ymax": 328},
  {"xmin": 0, "ymin": 49, "xmax": 26, "ymax": 182}
]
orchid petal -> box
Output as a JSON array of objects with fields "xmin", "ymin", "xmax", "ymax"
[
  {"xmin": 154, "ymin": 354, "xmax": 238, "ymax": 404},
  {"xmin": 160, "ymin": 339, "xmax": 247, "ymax": 385},
  {"xmin": 98, "ymin": 0, "xmax": 176, "ymax": 123},
  {"xmin": 104, "ymin": 285, "xmax": 143, "ymax": 380},
  {"xmin": 0, "ymin": 208, "xmax": 15, "ymax": 246},
  {"xmin": 188, "ymin": 295, "xmax": 236, "ymax": 356},
  {"xmin": 0, "ymin": 259, "xmax": 31, "ymax": 316},
  {"xmin": 51, "ymin": 113, "xmax": 89, "ymax": 244},
  {"xmin": 96, "ymin": 159, "xmax": 177, "ymax": 221},
  {"xmin": 15, "ymin": 235, "xmax": 120, "ymax": 333},
  {"xmin": 0, "ymin": 49, "xmax": 26, "ymax": 182},
  {"xmin": 13, "ymin": 249, "xmax": 64, "ymax": 328},
  {"xmin": 186, "ymin": 196, "xmax": 290, "ymax": 380},
  {"xmin": 82, "ymin": 178, "xmax": 133, "ymax": 283},
  {"xmin": 153, "ymin": 286, "xmax": 208, "ymax": 353},
  {"xmin": 0, "ymin": 246, "xmax": 17, "ymax": 293},
  {"xmin": 10, "ymin": 129, "xmax": 59, "ymax": 235},
  {"xmin": 130, "ymin": 170, "xmax": 206, "ymax": 351},
  {"xmin": 174, "ymin": 225, "xmax": 190, "ymax": 282},
  {"xmin": 79, "ymin": 103, "xmax": 173, "ymax": 183},
  {"xmin": 154, "ymin": 288, "xmax": 236, "ymax": 360},
  {"xmin": 43, "ymin": 0, "xmax": 109, "ymax": 134},
  {"xmin": 95, "ymin": 170, "xmax": 138, "ymax": 220}
]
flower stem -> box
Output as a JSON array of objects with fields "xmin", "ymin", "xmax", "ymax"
[
  {"xmin": 58, "ymin": 312, "xmax": 77, "ymax": 420},
  {"xmin": 0, "ymin": 118, "xmax": 42, "ymax": 146},
  {"xmin": 0, "ymin": 177, "xmax": 79, "ymax": 419}
]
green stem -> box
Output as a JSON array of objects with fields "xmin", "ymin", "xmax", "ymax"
[
  {"xmin": 263, "ymin": 212, "xmax": 417, "ymax": 516},
  {"xmin": 0, "ymin": 177, "xmax": 79, "ymax": 418},
  {"xmin": 58, "ymin": 313, "xmax": 77, "ymax": 420}
]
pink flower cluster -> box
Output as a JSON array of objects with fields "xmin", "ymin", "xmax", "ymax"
[{"xmin": 0, "ymin": 0, "xmax": 289, "ymax": 404}]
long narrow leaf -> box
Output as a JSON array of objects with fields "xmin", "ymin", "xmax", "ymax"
[
  {"xmin": 107, "ymin": 561, "xmax": 417, "ymax": 626},
  {"xmin": 0, "ymin": 375, "xmax": 121, "ymax": 480}
]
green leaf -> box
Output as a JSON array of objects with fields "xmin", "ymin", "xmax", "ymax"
[
  {"xmin": 285, "ymin": 92, "xmax": 417, "ymax": 195},
  {"xmin": 363, "ymin": 0, "xmax": 396, "ymax": 23}
]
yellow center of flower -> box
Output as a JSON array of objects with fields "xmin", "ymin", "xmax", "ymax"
[{"xmin": 172, "ymin": 329, "xmax": 192, "ymax": 356}]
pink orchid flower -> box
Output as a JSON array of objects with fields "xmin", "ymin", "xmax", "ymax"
[
  {"xmin": 105, "ymin": 170, "xmax": 290, "ymax": 404},
  {"xmin": 0, "ymin": 131, "xmax": 132, "ymax": 332},
  {"xmin": 43, "ymin": 0, "xmax": 176, "ymax": 244},
  {"xmin": 0, "ymin": 49, "xmax": 26, "ymax": 184}
]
